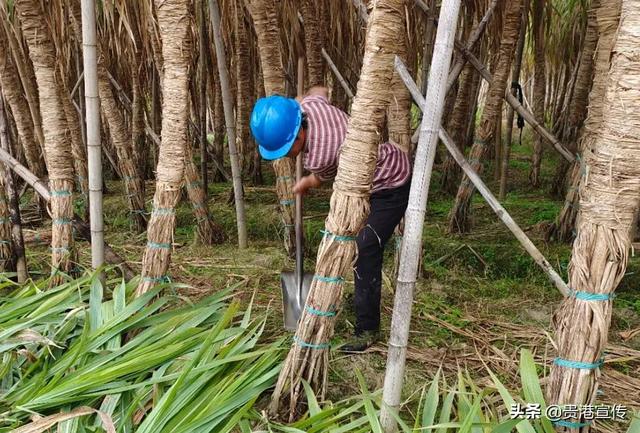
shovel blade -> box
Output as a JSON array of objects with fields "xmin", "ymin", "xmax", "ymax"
[{"xmin": 281, "ymin": 272, "xmax": 314, "ymax": 331}]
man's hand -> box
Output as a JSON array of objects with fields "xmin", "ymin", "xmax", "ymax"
[{"xmin": 293, "ymin": 173, "xmax": 322, "ymax": 195}]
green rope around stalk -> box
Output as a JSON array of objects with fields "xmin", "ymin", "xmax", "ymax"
[
  {"xmin": 152, "ymin": 207, "xmax": 175, "ymax": 216},
  {"xmin": 321, "ymin": 229, "xmax": 356, "ymax": 242},
  {"xmin": 313, "ymin": 275, "xmax": 344, "ymax": 284},
  {"xmin": 570, "ymin": 290, "xmax": 613, "ymax": 301},
  {"xmin": 50, "ymin": 246, "xmax": 70, "ymax": 253},
  {"xmin": 51, "ymin": 190, "xmax": 72, "ymax": 197},
  {"xmin": 52, "ymin": 218, "xmax": 73, "ymax": 225},
  {"xmin": 552, "ymin": 420, "xmax": 591, "ymax": 429},
  {"xmin": 277, "ymin": 176, "xmax": 292, "ymax": 181},
  {"xmin": 143, "ymin": 275, "xmax": 171, "ymax": 283},
  {"xmin": 553, "ymin": 357, "xmax": 604, "ymax": 370},
  {"xmin": 576, "ymin": 153, "xmax": 587, "ymax": 177},
  {"xmin": 147, "ymin": 241, "xmax": 171, "ymax": 250},
  {"xmin": 305, "ymin": 305, "xmax": 337, "ymax": 317},
  {"xmin": 0, "ymin": 217, "xmax": 9, "ymax": 224},
  {"xmin": 293, "ymin": 335, "xmax": 330, "ymax": 350},
  {"xmin": 0, "ymin": 240, "xmax": 10, "ymax": 245},
  {"xmin": 280, "ymin": 199, "xmax": 295, "ymax": 206}
]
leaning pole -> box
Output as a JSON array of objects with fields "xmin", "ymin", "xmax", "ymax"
[
  {"xmin": 379, "ymin": 1, "xmax": 461, "ymax": 431},
  {"xmin": 208, "ymin": 0, "xmax": 248, "ymax": 249},
  {"xmin": 81, "ymin": 0, "xmax": 104, "ymax": 271}
]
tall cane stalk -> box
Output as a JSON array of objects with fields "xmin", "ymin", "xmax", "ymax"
[{"xmin": 208, "ymin": 0, "xmax": 247, "ymax": 249}]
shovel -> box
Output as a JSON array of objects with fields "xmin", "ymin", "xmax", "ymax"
[
  {"xmin": 281, "ymin": 57, "xmax": 313, "ymax": 331},
  {"xmin": 280, "ymin": 152, "xmax": 314, "ymax": 331}
]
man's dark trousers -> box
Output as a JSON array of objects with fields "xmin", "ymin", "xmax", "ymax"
[{"xmin": 353, "ymin": 181, "xmax": 410, "ymax": 334}]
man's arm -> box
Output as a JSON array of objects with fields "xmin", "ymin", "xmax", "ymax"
[{"xmin": 293, "ymin": 172, "xmax": 322, "ymax": 195}]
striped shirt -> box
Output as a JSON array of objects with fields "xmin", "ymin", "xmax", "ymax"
[{"xmin": 301, "ymin": 95, "xmax": 411, "ymax": 193}]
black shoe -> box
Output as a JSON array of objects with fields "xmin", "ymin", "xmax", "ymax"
[{"xmin": 340, "ymin": 330, "xmax": 380, "ymax": 353}]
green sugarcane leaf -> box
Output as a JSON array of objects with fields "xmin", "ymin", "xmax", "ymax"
[
  {"xmin": 420, "ymin": 369, "xmax": 440, "ymax": 429},
  {"xmin": 302, "ymin": 379, "xmax": 322, "ymax": 417},
  {"xmin": 487, "ymin": 368, "xmax": 537, "ymax": 433},
  {"xmin": 519, "ymin": 350, "xmax": 555, "ymax": 433},
  {"xmin": 627, "ymin": 414, "xmax": 640, "ymax": 433},
  {"xmin": 435, "ymin": 388, "xmax": 455, "ymax": 433},
  {"xmin": 492, "ymin": 418, "xmax": 525, "ymax": 433},
  {"xmin": 355, "ymin": 370, "xmax": 383, "ymax": 433},
  {"xmin": 113, "ymin": 280, "xmax": 126, "ymax": 315},
  {"xmin": 89, "ymin": 277, "xmax": 103, "ymax": 332}
]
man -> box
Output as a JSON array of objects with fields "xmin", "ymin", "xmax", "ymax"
[{"xmin": 250, "ymin": 87, "xmax": 411, "ymax": 352}]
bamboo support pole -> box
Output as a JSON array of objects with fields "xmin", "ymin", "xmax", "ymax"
[
  {"xmin": 456, "ymin": 41, "xmax": 575, "ymax": 163},
  {"xmin": 0, "ymin": 146, "xmax": 134, "ymax": 280},
  {"xmin": 0, "ymin": 95, "xmax": 27, "ymax": 281},
  {"xmin": 380, "ymin": 2, "xmax": 462, "ymax": 431},
  {"xmin": 414, "ymin": 0, "xmax": 429, "ymax": 13},
  {"xmin": 322, "ymin": 49, "xmax": 355, "ymax": 99},
  {"xmin": 209, "ymin": 0, "xmax": 247, "ymax": 249},
  {"xmin": 396, "ymin": 58, "xmax": 570, "ymax": 297},
  {"xmin": 81, "ymin": 0, "xmax": 104, "ymax": 272}
]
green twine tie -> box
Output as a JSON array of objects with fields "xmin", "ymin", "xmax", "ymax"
[
  {"xmin": 147, "ymin": 241, "xmax": 171, "ymax": 250},
  {"xmin": 305, "ymin": 305, "xmax": 336, "ymax": 317},
  {"xmin": 314, "ymin": 275, "xmax": 344, "ymax": 284},
  {"xmin": 321, "ymin": 229, "xmax": 356, "ymax": 242},
  {"xmin": 554, "ymin": 357, "xmax": 604, "ymax": 370},
  {"xmin": 294, "ymin": 336, "xmax": 330, "ymax": 350}
]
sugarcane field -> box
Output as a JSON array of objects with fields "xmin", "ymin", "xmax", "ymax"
[{"xmin": 2, "ymin": 0, "xmax": 640, "ymax": 431}]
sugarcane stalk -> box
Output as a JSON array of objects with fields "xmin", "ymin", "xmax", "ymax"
[
  {"xmin": 379, "ymin": 2, "xmax": 462, "ymax": 430},
  {"xmin": 0, "ymin": 147, "xmax": 134, "ymax": 280},
  {"xmin": 396, "ymin": 57, "xmax": 570, "ymax": 297},
  {"xmin": 0, "ymin": 95, "xmax": 27, "ymax": 281},
  {"xmin": 208, "ymin": 0, "xmax": 247, "ymax": 249},
  {"xmin": 500, "ymin": 0, "xmax": 529, "ymax": 200},
  {"xmin": 199, "ymin": 0, "xmax": 209, "ymax": 198}
]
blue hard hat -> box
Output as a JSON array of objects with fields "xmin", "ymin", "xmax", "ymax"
[{"xmin": 250, "ymin": 95, "xmax": 302, "ymax": 160}]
